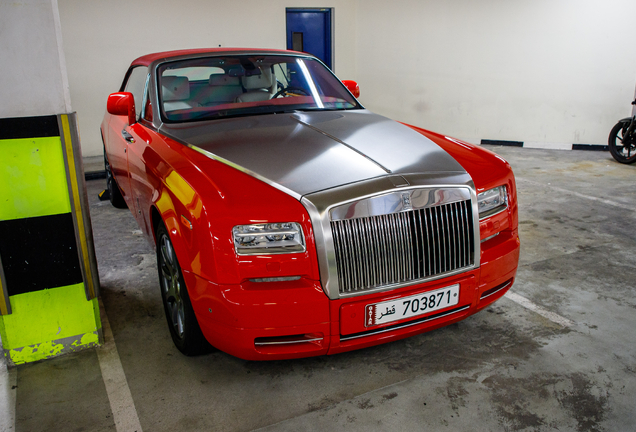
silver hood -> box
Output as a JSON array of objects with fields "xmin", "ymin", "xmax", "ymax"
[{"xmin": 160, "ymin": 109, "xmax": 467, "ymax": 197}]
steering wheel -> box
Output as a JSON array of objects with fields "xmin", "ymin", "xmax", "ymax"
[{"xmin": 271, "ymin": 86, "xmax": 310, "ymax": 99}]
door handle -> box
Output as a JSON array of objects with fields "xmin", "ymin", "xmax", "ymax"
[{"xmin": 121, "ymin": 129, "xmax": 135, "ymax": 144}]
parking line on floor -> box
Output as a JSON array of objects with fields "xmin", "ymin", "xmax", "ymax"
[
  {"xmin": 0, "ymin": 337, "xmax": 17, "ymax": 432},
  {"xmin": 96, "ymin": 298, "xmax": 143, "ymax": 432},
  {"xmin": 505, "ymin": 291, "xmax": 574, "ymax": 327},
  {"xmin": 516, "ymin": 177, "xmax": 636, "ymax": 212}
]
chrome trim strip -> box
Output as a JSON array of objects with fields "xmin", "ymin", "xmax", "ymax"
[
  {"xmin": 330, "ymin": 187, "xmax": 471, "ymax": 221},
  {"xmin": 235, "ymin": 246, "xmax": 305, "ymax": 256},
  {"xmin": 254, "ymin": 337, "xmax": 324, "ymax": 346},
  {"xmin": 187, "ymin": 144, "xmax": 303, "ymax": 200},
  {"xmin": 249, "ymin": 276, "xmax": 301, "ymax": 283},
  {"xmin": 480, "ymin": 280, "xmax": 512, "ymax": 300},
  {"xmin": 481, "ymin": 232, "xmax": 500, "ymax": 243},
  {"xmin": 339, "ymin": 305, "xmax": 470, "ymax": 341}
]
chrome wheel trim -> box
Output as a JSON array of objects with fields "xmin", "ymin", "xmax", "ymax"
[{"xmin": 159, "ymin": 233, "xmax": 185, "ymax": 338}]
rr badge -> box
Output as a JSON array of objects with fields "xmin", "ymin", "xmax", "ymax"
[{"xmin": 401, "ymin": 192, "xmax": 412, "ymax": 211}]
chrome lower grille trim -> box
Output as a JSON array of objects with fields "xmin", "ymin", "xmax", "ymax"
[
  {"xmin": 480, "ymin": 279, "xmax": 513, "ymax": 300},
  {"xmin": 331, "ymin": 199, "xmax": 475, "ymax": 294},
  {"xmin": 254, "ymin": 336, "xmax": 324, "ymax": 346},
  {"xmin": 340, "ymin": 304, "xmax": 470, "ymax": 341}
]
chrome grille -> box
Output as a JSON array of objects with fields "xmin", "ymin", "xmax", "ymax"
[{"xmin": 330, "ymin": 199, "xmax": 474, "ymax": 294}]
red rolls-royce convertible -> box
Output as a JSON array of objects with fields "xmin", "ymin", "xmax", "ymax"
[{"xmin": 101, "ymin": 48, "xmax": 519, "ymax": 360}]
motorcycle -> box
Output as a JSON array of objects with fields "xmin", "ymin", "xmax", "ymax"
[{"xmin": 608, "ymin": 97, "xmax": 636, "ymax": 164}]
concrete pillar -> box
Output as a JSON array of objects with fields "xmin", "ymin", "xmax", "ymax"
[{"xmin": 0, "ymin": 0, "xmax": 102, "ymax": 365}]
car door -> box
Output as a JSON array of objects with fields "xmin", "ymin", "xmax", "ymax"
[
  {"xmin": 106, "ymin": 66, "xmax": 148, "ymax": 209},
  {"xmin": 126, "ymin": 92, "xmax": 162, "ymax": 237}
]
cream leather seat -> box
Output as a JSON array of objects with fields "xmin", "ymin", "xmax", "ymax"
[
  {"xmin": 207, "ymin": 74, "xmax": 243, "ymax": 105},
  {"xmin": 236, "ymin": 68, "xmax": 275, "ymax": 103},
  {"xmin": 162, "ymin": 76, "xmax": 194, "ymax": 111}
]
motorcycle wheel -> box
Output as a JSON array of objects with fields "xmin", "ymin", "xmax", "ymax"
[{"xmin": 608, "ymin": 121, "xmax": 636, "ymax": 164}]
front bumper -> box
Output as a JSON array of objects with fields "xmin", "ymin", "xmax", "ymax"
[{"xmin": 185, "ymin": 229, "xmax": 520, "ymax": 361}]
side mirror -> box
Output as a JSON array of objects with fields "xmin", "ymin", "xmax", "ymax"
[
  {"xmin": 107, "ymin": 92, "xmax": 136, "ymax": 125},
  {"xmin": 342, "ymin": 80, "xmax": 360, "ymax": 99}
]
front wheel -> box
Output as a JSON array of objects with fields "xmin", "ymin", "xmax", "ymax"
[
  {"xmin": 156, "ymin": 222, "xmax": 211, "ymax": 355},
  {"xmin": 104, "ymin": 148, "xmax": 127, "ymax": 208},
  {"xmin": 608, "ymin": 121, "xmax": 636, "ymax": 164}
]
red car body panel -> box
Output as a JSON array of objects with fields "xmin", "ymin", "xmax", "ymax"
[
  {"xmin": 102, "ymin": 49, "xmax": 520, "ymax": 360},
  {"xmin": 130, "ymin": 48, "xmax": 297, "ymax": 67}
]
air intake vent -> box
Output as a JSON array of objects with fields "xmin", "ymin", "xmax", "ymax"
[{"xmin": 330, "ymin": 199, "xmax": 474, "ymax": 294}]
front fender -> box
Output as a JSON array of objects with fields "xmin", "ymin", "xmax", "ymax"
[
  {"xmin": 152, "ymin": 172, "xmax": 218, "ymax": 283},
  {"xmin": 149, "ymin": 136, "xmax": 322, "ymax": 288}
]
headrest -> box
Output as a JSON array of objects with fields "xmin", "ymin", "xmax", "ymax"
[
  {"xmin": 242, "ymin": 68, "xmax": 273, "ymax": 90},
  {"xmin": 162, "ymin": 76, "xmax": 190, "ymax": 101},
  {"xmin": 209, "ymin": 74, "xmax": 240, "ymax": 86}
]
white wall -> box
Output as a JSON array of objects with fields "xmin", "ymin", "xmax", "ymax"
[
  {"xmin": 0, "ymin": 0, "xmax": 71, "ymax": 118},
  {"xmin": 58, "ymin": 0, "xmax": 636, "ymax": 156},
  {"xmin": 355, "ymin": 0, "xmax": 636, "ymax": 146},
  {"xmin": 58, "ymin": 0, "xmax": 358, "ymax": 156}
]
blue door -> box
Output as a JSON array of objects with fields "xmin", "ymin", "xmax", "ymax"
[{"xmin": 286, "ymin": 8, "xmax": 333, "ymax": 70}]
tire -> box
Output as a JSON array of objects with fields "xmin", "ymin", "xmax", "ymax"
[
  {"xmin": 156, "ymin": 222, "xmax": 211, "ymax": 356},
  {"xmin": 104, "ymin": 149, "xmax": 127, "ymax": 208},
  {"xmin": 608, "ymin": 120, "xmax": 636, "ymax": 164}
]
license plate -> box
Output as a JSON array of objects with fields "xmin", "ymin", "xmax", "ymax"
[{"xmin": 364, "ymin": 284, "xmax": 460, "ymax": 327}]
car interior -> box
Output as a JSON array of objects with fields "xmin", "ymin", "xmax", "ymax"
[{"xmin": 161, "ymin": 65, "xmax": 279, "ymax": 113}]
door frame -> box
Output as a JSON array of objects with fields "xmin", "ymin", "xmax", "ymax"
[{"xmin": 285, "ymin": 7, "xmax": 335, "ymax": 71}]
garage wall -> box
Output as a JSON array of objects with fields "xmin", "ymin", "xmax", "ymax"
[
  {"xmin": 0, "ymin": 0, "xmax": 71, "ymax": 118},
  {"xmin": 57, "ymin": 0, "xmax": 358, "ymax": 157},
  {"xmin": 59, "ymin": 0, "xmax": 636, "ymax": 156},
  {"xmin": 355, "ymin": 0, "xmax": 636, "ymax": 146}
]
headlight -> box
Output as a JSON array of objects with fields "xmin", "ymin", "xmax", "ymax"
[
  {"xmin": 478, "ymin": 185, "xmax": 507, "ymax": 219},
  {"xmin": 232, "ymin": 222, "xmax": 305, "ymax": 255}
]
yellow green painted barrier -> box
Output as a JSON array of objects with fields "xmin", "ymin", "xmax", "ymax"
[{"xmin": 0, "ymin": 114, "xmax": 101, "ymax": 365}]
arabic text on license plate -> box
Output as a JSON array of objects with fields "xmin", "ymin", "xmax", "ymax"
[{"xmin": 364, "ymin": 284, "xmax": 460, "ymax": 327}]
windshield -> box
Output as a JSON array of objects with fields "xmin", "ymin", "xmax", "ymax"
[{"xmin": 157, "ymin": 55, "xmax": 360, "ymax": 122}]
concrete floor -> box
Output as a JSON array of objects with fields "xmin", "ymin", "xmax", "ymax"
[{"xmin": 3, "ymin": 146, "xmax": 636, "ymax": 431}]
